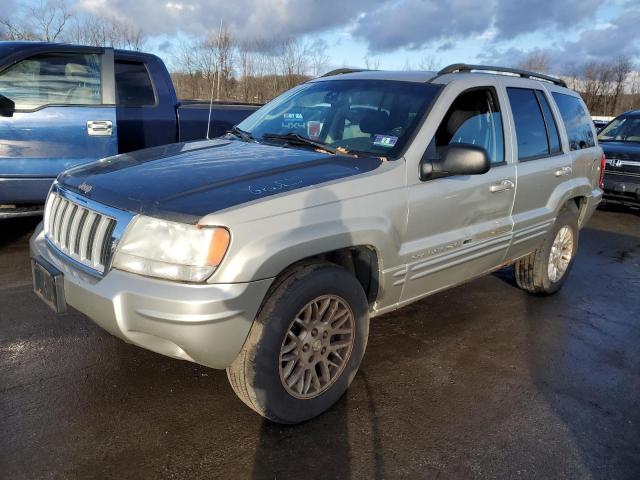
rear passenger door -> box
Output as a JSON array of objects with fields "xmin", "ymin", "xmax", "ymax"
[
  {"xmin": 502, "ymin": 81, "xmax": 571, "ymax": 259},
  {"xmin": 401, "ymin": 85, "xmax": 516, "ymax": 303}
]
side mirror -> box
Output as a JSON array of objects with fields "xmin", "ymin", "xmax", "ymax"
[
  {"xmin": 420, "ymin": 143, "xmax": 490, "ymax": 181},
  {"xmin": 0, "ymin": 94, "xmax": 15, "ymax": 117}
]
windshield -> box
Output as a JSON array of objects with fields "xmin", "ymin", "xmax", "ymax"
[
  {"xmin": 237, "ymin": 79, "xmax": 442, "ymax": 158},
  {"xmin": 598, "ymin": 115, "xmax": 640, "ymax": 143}
]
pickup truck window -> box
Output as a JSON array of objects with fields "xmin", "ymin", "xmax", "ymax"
[
  {"xmin": 238, "ymin": 80, "xmax": 442, "ymax": 158},
  {"xmin": 552, "ymin": 92, "xmax": 596, "ymax": 150},
  {"xmin": 0, "ymin": 53, "xmax": 101, "ymax": 110},
  {"xmin": 507, "ymin": 87, "xmax": 553, "ymax": 160},
  {"xmin": 115, "ymin": 61, "xmax": 156, "ymax": 107},
  {"xmin": 427, "ymin": 87, "xmax": 505, "ymax": 165}
]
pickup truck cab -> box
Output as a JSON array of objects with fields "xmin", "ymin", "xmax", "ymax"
[
  {"xmin": 30, "ymin": 64, "xmax": 603, "ymax": 423},
  {"xmin": 0, "ymin": 41, "xmax": 259, "ymax": 218}
]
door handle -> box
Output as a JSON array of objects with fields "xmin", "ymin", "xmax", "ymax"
[
  {"xmin": 490, "ymin": 179, "xmax": 515, "ymax": 193},
  {"xmin": 87, "ymin": 120, "xmax": 113, "ymax": 136},
  {"xmin": 555, "ymin": 166, "xmax": 572, "ymax": 177}
]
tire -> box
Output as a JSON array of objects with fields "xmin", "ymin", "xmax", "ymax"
[
  {"xmin": 515, "ymin": 202, "xmax": 580, "ymax": 295},
  {"xmin": 227, "ymin": 262, "xmax": 370, "ymax": 424}
]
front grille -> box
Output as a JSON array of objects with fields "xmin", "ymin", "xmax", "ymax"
[{"xmin": 44, "ymin": 192, "xmax": 117, "ymax": 274}]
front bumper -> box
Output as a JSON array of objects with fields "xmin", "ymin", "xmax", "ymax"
[
  {"xmin": 603, "ymin": 172, "xmax": 640, "ymax": 206},
  {"xmin": 30, "ymin": 223, "xmax": 273, "ymax": 369}
]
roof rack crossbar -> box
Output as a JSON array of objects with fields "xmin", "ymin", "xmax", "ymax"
[
  {"xmin": 438, "ymin": 63, "xmax": 567, "ymax": 88},
  {"xmin": 321, "ymin": 68, "xmax": 370, "ymax": 78}
]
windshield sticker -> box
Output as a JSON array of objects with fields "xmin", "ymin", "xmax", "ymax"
[
  {"xmin": 373, "ymin": 135, "xmax": 398, "ymax": 148},
  {"xmin": 307, "ymin": 121, "xmax": 322, "ymax": 140},
  {"xmin": 283, "ymin": 113, "xmax": 305, "ymax": 129}
]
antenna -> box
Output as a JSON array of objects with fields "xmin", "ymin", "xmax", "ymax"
[
  {"xmin": 206, "ymin": 20, "xmax": 224, "ymax": 140},
  {"xmin": 205, "ymin": 70, "xmax": 215, "ymax": 140}
]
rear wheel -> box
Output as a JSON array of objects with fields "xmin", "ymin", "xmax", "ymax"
[
  {"xmin": 515, "ymin": 202, "xmax": 580, "ymax": 295},
  {"xmin": 227, "ymin": 262, "xmax": 369, "ymax": 424}
]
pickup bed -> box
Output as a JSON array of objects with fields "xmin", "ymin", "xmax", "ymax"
[{"xmin": 0, "ymin": 41, "xmax": 260, "ymax": 218}]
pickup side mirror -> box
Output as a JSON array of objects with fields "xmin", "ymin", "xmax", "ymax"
[
  {"xmin": 420, "ymin": 143, "xmax": 490, "ymax": 181},
  {"xmin": 0, "ymin": 94, "xmax": 15, "ymax": 117}
]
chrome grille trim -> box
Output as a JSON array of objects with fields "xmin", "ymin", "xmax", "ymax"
[{"xmin": 43, "ymin": 185, "xmax": 134, "ymax": 276}]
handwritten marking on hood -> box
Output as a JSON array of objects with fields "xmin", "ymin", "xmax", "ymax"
[{"xmin": 249, "ymin": 178, "xmax": 304, "ymax": 195}]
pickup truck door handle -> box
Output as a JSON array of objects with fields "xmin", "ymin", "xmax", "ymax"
[
  {"xmin": 87, "ymin": 120, "xmax": 113, "ymax": 137},
  {"xmin": 554, "ymin": 166, "xmax": 572, "ymax": 177},
  {"xmin": 489, "ymin": 179, "xmax": 515, "ymax": 193}
]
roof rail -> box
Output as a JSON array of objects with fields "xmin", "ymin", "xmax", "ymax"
[
  {"xmin": 321, "ymin": 68, "xmax": 370, "ymax": 78},
  {"xmin": 438, "ymin": 63, "xmax": 567, "ymax": 88}
]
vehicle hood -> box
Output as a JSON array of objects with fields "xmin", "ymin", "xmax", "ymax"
[
  {"xmin": 601, "ymin": 141, "xmax": 640, "ymax": 175},
  {"xmin": 58, "ymin": 139, "xmax": 383, "ymax": 223}
]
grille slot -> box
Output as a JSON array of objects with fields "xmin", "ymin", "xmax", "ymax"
[{"xmin": 43, "ymin": 193, "xmax": 117, "ymax": 274}]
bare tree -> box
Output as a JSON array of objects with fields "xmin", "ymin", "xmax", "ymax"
[
  {"xmin": 518, "ymin": 51, "xmax": 551, "ymax": 73},
  {"xmin": 0, "ymin": 0, "xmax": 70, "ymax": 41},
  {"xmin": 307, "ymin": 39, "xmax": 329, "ymax": 77},
  {"xmin": 363, "ymin": 55, "xmax": 380, "ymax": 70},
  {"xmin": 611, "ymin": 56, "xmax": 633, "ymax": 114},
  {"xmin": 65, "ymin": 13, "xmax": 145, "ymax": 50}
]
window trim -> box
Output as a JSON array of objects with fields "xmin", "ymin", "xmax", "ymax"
[
  {"xmin": 534, "ymin": 89, "xmax": 563, "ymax": 156},
  {"xmin": 420, "ymin": 85, "xmax": 507, "ymax": 181},
  {"xmin": 0, "ymin": 52, "xmax": 105, "ymax": 113},
  {"xmin": 114, "ymin": 59, "xmax": 159, "ymax": 108},
  {"xmin": 507, "ymin": 86, "xmax": 560, "ymax": 162}
]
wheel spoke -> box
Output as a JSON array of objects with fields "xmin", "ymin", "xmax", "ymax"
[
  {"xmin": 282, "ymin": 358, "xmax": 298, "ymax": 378},
  {"xmin": 279, "ymin": 294, "xmax": 355, "ymax": 399}
]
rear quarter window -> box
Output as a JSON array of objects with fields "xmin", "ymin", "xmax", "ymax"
[
  {"xmin": 551, "ymin": 92, "xmax": 596, "ymax": 150},
  {"xmin": 115, "ymin": 61, "xmax": 155, "ymax": 107}
]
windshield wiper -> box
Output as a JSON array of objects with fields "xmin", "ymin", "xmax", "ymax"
[
  {"xmin": 229, "ymin": 125, "xmax": 255, "ymax": 142},
  {"xmin": 262, "ymin": 132, "xmax": 337, "ymax": 155}
]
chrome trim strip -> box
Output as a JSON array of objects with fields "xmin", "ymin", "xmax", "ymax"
[{"xmin": 44, "ymin": 183, "xmax": 134, "ymax": 276}]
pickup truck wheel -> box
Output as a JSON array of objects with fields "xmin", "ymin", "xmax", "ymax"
[
  {"xmin": 226, "ymin": 263, "xmax": 369, "ymax": 424},
  {"xmin": 515, "ymin": 203, "xmax": 579, "ymax": 295}
]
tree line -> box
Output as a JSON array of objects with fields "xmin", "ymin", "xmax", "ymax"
[{"xmin": 518, "ymin": 52, "xmax": 639, "ymax": 117}]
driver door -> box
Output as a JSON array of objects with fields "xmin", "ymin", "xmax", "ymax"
[
  {"xmin": 0, "ymin": 48, "xmax": 117, "ymax": 204},
  {"xmin": 400, "ymin": 85, "xmax": 516, "ymax": 303}
]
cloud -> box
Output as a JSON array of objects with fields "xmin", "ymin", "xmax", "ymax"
[
  {"xmin": 69, "ymin": 0, "xmax": 636, "ymax": 66},
  {"xmin": 351, "ymin": 0, "xmax": 493, "ymax": 52},
  {"xmin": 75, "ymin": 0, "xmax": 378, "ymax": 40},
  {"xmin": 493, "ymin": 0, "xmax": 601, "ymax": 39},
  {"xmin": 481, "ymin": 5, "xmax": 640, "ymax": 73}
]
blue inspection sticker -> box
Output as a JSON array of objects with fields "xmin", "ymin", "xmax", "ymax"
[
  {"xmin": 283, "ymin": 112, "xmax": 305, "ymax": 129},
  {"xmin": 373, "ymin": 135, "xmax": 398, "ymax": 148}
]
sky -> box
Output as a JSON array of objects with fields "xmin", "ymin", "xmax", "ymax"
[{"xmin": 13, "ymin": 0, "xmax": 640, "ymax": 73}]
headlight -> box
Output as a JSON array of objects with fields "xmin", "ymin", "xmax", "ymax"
[{"xmin": 111, "ymin": 215, "xmax": 230, "ymax": 282}]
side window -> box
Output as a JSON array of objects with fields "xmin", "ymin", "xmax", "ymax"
[
  {"xmin": 535, "ymin": 90, "xmax": 562, "ymax": 154},
  {"xmin": 0, "ymin": 53, "xmax": 102, "ymax": 110},
  {"xmin": 552, "ymin": 92, "xmax": 596, "ymax": 150},
  {"xmin": 115, "ymin": 61, "xmax": 155, "ymax": 107},
  {"xmin": 507, "ymin": 88, "xmax": 550, "ymax": 160},
  {"xmin": 428, "ymin": 88, "xmax": 505, "ymax": 165}
]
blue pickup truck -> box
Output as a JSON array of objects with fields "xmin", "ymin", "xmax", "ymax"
[{"xmin": 0, "ymin": 42, "xmax": 261, "ymax": 218}]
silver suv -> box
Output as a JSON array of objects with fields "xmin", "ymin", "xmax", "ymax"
[{"xmin": 31, "ymin": 64, "xmax": 604, "ymax": 423}]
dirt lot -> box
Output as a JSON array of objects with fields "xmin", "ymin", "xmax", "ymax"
[{"xmin": 1, "ymin": 207, "xmax": 639, "ymax": 479}]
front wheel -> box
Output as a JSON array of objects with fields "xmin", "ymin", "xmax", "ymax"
[
  {"xmin": 227, "ymin": 262, "xmax": 370, "ymax": 424},
  {"xmin": 515, "ymin": 202, "xmax": 580, "ymax": 295}
]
